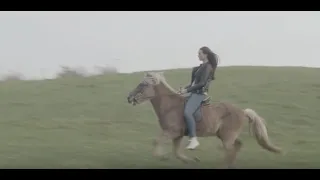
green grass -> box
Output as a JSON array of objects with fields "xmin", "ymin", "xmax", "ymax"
[{"xmin": 0, "ymin": 66, "xmax": 319, "ymax": 168}]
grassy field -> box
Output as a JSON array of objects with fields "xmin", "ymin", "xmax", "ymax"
[{"xmin": 0, "ymin": 66, "xmax": 319, "ymax": 168}]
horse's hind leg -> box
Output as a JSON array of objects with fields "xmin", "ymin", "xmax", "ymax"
[
  {"xmin": 219, "ymin": 132, "xmax": 242, "ymax": 168},
  {"xmin": 233, "ymin": 138, "xmax": 243, "ymax": 152},
  {"xmin": 172, "ymin": 136, "xmax": 199, "ymax": 163}
]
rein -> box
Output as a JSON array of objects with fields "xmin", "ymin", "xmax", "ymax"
[
  {"xmin": 152, "ymin": 85, "xmax": 184, "ymax": 100},
  {"xmin": 142, "ymin": 91, "xmax": 182, "ymax": 101}
]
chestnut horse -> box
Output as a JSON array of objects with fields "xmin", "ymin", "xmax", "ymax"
[{"xmin": 127, "ymin": 72, "xmax": 282, "ymax": 168}]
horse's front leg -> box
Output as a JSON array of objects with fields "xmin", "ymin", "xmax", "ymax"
[
  {"xmin": 172, "ymin": 136, "xmax": 200, "ymax": 163},
  {"xmin": 152, "ymin": 131, "xmax": 172, "ymax": 160}
]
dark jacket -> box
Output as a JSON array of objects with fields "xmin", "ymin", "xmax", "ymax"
[
  {"xmin": 185, "ymin": 62, "xmax": 215, "ymax": 94},
  {"xmin": 184, "ymin": 66, "xmax": 200, "ymax": 89}
]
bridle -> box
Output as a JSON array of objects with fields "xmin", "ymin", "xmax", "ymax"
[{"xmin": 133, "ymin": 81, "xmax": 184, "ymax": 103}]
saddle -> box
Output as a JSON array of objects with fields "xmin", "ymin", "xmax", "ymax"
[{"xmin": 202, "ymin": 92, "xmax": 211, "ymax": 106}]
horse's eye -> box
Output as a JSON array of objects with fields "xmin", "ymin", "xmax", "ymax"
[{"xmin": 138, "ymin": 81, "xmax": 147, "ymax": 88}]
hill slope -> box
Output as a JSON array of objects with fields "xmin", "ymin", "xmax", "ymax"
[{"xmin": 0, "ymin": 66, "xmax": 319, "ymax": 168}]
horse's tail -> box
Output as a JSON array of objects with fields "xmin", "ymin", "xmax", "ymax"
[{"xmin": 244, "ymin": 108, "xmax": 282, "ymax": 154}]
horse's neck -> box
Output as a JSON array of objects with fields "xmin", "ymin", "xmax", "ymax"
[
  {"xmin": 150, "ymin": 84, "xmax": 175, "ymax": 108},
  {"xmin": 150, "ymin": 83, "xmax": 183, "ymax": 122}
]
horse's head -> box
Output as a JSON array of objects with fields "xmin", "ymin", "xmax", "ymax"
[{"xmin": 127, "ymin": 72, "xmax": 162, "ymax": 106}]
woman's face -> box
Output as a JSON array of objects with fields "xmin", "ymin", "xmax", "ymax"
[{"xmin": 198, "ymin": 49, "xmax": 207, "ymax": 61}]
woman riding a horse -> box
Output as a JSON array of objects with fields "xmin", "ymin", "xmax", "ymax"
[{"xmin": 178, "ymin": 46, "xmax": 218, "ymax": 150}]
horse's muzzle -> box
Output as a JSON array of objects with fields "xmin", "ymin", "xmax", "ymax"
[
  {"xmin": 127, "ymin": 96, "xmax": 132, "ymax": 103},
  {"xmin": 127, "ymin": 95, "xmax": 137, "ymax": 105}
]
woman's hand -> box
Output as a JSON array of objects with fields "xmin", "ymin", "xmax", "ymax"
[{"xmin": 177, "ymin": 88, "xmax": 187, "ymax": 94}]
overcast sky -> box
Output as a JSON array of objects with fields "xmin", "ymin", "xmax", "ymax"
[{"xmin": 0, "ymin": 11, "xmax": 319, "ymax": 79}]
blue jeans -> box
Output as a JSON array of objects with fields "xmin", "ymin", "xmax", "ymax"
[{"xmin": 184, "ymin": 93, "xmax": 206, "ymax": 138}]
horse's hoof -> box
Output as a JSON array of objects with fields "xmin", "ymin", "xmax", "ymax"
[
  {"xmin": 183, "ymin": 157, "xmax": 200, "ymax": 164},
  {"xmin": 182, "ymin": 160, "xmax": 189, "ymax": 164},
  {"xmin": 193, "ymin": 157, "xmax": 200, "ymax": 162},
  {"xmin": 280, "ymin": 150, "xmax": 287, "ymax": 156},
  {"xmin": 180, "ymin": 158, "xmax": 193, "ymax": 164}
]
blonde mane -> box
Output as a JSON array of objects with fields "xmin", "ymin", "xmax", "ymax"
[{"xmin": 146, "ymin": 72, "xmax": 182, "ymax": 96}]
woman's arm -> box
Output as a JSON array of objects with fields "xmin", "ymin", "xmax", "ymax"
[
  {"xmin": 184, "ymin": 66, "xmax": 199, "ymax": 89},
  {"xmin": 186, "ymin": 64, "xmax": 212, "ymax": 93}
]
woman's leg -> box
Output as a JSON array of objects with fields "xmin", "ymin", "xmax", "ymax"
[{"xmin": 183, "ymin": 93, "xmax": 205, "ymax": 150}]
